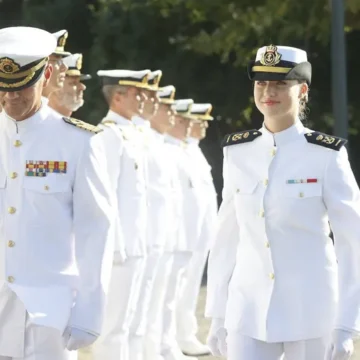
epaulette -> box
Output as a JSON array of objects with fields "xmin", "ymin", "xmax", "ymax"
[
  {"xmin": 304, "ymin": 131, "xmax": 347, "ymax": 151},
  {"xmin": 222, "ymin": 130, "xmax": 262, "ymax": 147},
  {"xmin": 63, "ymin": 117, "xmax": 103, "ymax": 134}
]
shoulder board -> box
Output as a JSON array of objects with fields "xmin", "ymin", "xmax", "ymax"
[
  {"xmin": 101, "ymin": 120, "xmax": 117, "ymax": 127},
  {"xmin": 63, "ymin": 117, "xmax": 103, "ymax": 134},
  {"xmin": 222, "ymin": 130, "xmax": 262, "ymax": 147},
  {"xmin": 304, "ymin": 131, "xmax": 347, "ymax": 151}
]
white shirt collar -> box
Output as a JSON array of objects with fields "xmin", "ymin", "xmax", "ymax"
[
  {"xmin": 149, "ymin": 127, "xmax": 165, "ymax": 142},
  {"xmin": 260, "ymin": 120, "xmax": 305, "ymax": 146},
  {"xmin": 103, "ymin": 109, "xmax": 133, "ymax": 127},
  {"xmin": 165, "ymin": 134, "xmax": 185, "ymax": 146},
  {"xmin": 132, "ymin": 115, "xmax": 151, "ymax": 128},
  {"xmin": 187, "ymin": 137, "xmax": 200, "ymax": 146},
  {"xmin": 2, "ymin": 103, "xmax": 50, "ymax": 136}
]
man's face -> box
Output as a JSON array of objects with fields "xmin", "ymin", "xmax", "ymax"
[
  {"xmin": 151, "ymin": 102, "xmax": 175, "ymax": 132},
  {"xmin": 48, "ymin": 54, "xmax": 68, "ymax": 92},
  {"xmin": 0, "ymin": 76, "xmax": 44, "ymax": 120},
  {"xmin": 55, "ymin": 76, "xmax": 86, "ymax": 112},
  {"xmin": 191, "ymin": 120, "xmax": 208, "ymax": 140},
  {"xmin": 141, "ymin": 88, "xmax": 159, "ymax": 119}
]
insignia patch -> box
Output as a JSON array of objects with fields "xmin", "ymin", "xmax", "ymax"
[
  {"xmin": 25, "ymin": 161, "xmax": 67, "ymax": 177},
  {"xmin": 222, "ymin": 130, "xmax": 262, "ymax": 147},
  {"xmin": 304, "ymin": 131, "xmax": 347, "ymax": 151},
  {"xmin": 63, "ymin": 117, "xmax": 103, "ymax": 134},
  {"xmin": 0, "ymin": 57, "xmax": 20, "ymax": 74},
  {"xmin": 260, "ymin": 45, "xmax": 282, "ymax": 67}
]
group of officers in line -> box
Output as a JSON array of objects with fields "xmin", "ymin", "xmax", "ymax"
[{"xmin": 0, "ymin": 26, "xmax": 217, "ymax": 360}]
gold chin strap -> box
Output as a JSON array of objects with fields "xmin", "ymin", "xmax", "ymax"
[{"xmin": 252, "ymin": 65, "xmax": 291, "ymax": 74}]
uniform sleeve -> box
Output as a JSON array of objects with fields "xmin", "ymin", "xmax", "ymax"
[
  {"xmin": 323, "ymin": 146, "xmax": 360, "ymax": 333},
  {"xmin": 205, "ymin": 147, "xmax": 240, "ymax": 319},
  {"xmin": 196, "ymin": 185, "xmax": 218, "ymax": 252},
  {"xmin": 70, "ymin": 132, "xmax": 116, "ymax": 335}
]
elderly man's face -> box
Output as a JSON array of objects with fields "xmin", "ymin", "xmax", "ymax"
[
  {"xmin": 54, "ymin": 76, "xmax": 86, "ymax": 112},
  {"xmin": 0, "ymin": 66, "xmax": 51, "ymax": 120}
]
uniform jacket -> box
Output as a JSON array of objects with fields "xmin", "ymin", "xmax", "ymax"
[
  {"xmin": 185, "ymin": 138, "xmax": 218, "ymax": 252},
  {"xmin": 100, "ymin": 110, "xmax": 147, "ymax": 257},
  {"xmin": 0, "ymin": 104, "xmax": 115, "ymax": 335},
  {"xmin": 206, "ymin": 121, "xmax": 360, "ymax": 342}
]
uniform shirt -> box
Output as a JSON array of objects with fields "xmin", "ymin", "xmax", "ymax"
[
  {"xmin": 100, "ymin": 110, "xmax": 147, "ymax": 257},
  {"xmin": 165, "ymin": 135, "xmax": 201, "ymax": 252},
  {"xmin": 143, "ymin": 128, "xmax": 177, "ymax": 251},
  {"xmin": 206, "ymin": 121, "xmax": 360, "ymax": 342},
  {"xmin": 0, "ymin": 104, "xmax": 115, "ymax": 336},
  {"xmin": 185, "ymin": 138, "xmax": 218, "ymax": 252}
]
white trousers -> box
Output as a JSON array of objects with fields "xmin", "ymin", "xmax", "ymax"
[
  {"xmin": 0, "ymin": 284, "xmax": 75, "ymax": 360},
  {"xmin": 227, "ymin": 332, "xmax": 329, "ymax": 360},
  {"xmin": 0, "ymin": 319, "xmax": 77, "ymax": 360},
  {"xmin": 144, "ymin": 252, "xmax": 174, "ymax": 360},
  {"xmin": 161, "ymin": 252, "xmax": 191, "ymax": 356},
  {"xmin": 176, "ymin": 250, "xmax": 209, "ymax": 342},
  {"xmin": 80, "ymin": 257, "xmax": 145, "ymax": 360},
  {"xmin": 129, "ymin": 248, "xmax": 163, "ymax": 360}
]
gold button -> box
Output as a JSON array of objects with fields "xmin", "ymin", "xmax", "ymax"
[
  {"xmin": 299, "ymin": 192, "xmax": 304, "ymax": 198},
  {"xmin": 8, "ymin": 240, "xmax": 15, "ymax": 247},
  {"xmin": 134, "ymin": 163, "xmax": 138, "ymax": 170},
  {"xmin": 7, "ymin": 276, "xmax": 14, "ymax": 283},
  {"xmin": 10, "ymin": 172, "xmax": 18, "ymax": 179},
  {"xmin": 271, "ymin": 148, "xmax": 276, "ymax": 156},
  {"xmin": 8, "ymin": 207, "xmax": 16, "ymax": 214},
  {"xmin": 14, "ymin": 140, "xmax": 22, "ymax": 147},
  {"xmin": 269, "ymin": 273, "xmax": 275, "ymax": 280},
  {"xmin": 264, "ymin": 179, "xmax": 269, "ymax": 186},
  {"xmin": 259, "ymin": 210, "xmax": 265, "ymax": 217},
  {"xmin": 44, "ymin": 185, "xmax": 50, "ymax": 191},
  {"xmin": 265, "ymin": 241, "xmax": 270, "ymax": 248},
  {"xmin": 236, "ymin": 189, "xmax": 240, "ymax": 193}
]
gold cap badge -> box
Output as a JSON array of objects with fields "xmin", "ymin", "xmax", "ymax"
[
  {"xmin": 0, "ymin": 57, "xmax": 20, "ymax": 74},
  {"xmin": 260, "ymin": 45, "xmax": 282, "ymax": 66}
]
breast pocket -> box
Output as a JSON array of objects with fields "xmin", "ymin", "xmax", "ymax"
[
  {"xmin": 234, "ymin": 178, "xmax": 259, "ymax": 219},
  {"xmin": 282, "ymin": 183, "xmax": 322, "ymax": 199},
  {"xmin": 22, "ymin": 174, "xmax": 71, "ymax": 194},
  {"xmin": 22, "ymin": 175, "xmax": 72, "ymax": 226}
]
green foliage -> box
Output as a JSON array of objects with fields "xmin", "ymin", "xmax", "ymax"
[{"xmin": 2, "ymin": 0, "xmax": 360, "ymax": 181}]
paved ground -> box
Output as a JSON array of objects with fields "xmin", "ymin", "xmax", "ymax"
[{"xmin": 195, "ymin": 286, "xmax": 360, "ymax": 359}]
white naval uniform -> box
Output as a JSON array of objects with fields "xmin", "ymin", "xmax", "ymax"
[
  {"xmin": 144, "ymin": 136, "xmax": 184, "ymax": 360},
  {"xmin": 176, "ymin": 138, "xmax": 217, "ymax": 351},
  {"xmin": 129, "ymin": 118, "xmax": 176, "ymax": 360},
  {"xmin": 157, "ymin": 135, "xmax": 199, "ymax": 360},
  {"xmin": 84, "ymin": 110, "xmax": 147, "ymax": 360},
  {"xmin": 206, "ymin": 121, "xmax": 360, "ymax": 359},
  {"xmin": 0, "ymin": 104, "xmax": 114, "ymax": 359}
]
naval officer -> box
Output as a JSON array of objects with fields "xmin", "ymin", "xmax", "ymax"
[
  {"xmin": 0, "ymin": 26, "xmax": 115, "ymax": 359},
  {"xmin": 206, "ymin": 45, "xmax": 360, "ymax": 360}
]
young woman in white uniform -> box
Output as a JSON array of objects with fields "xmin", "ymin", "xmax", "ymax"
[{"xmin": 205, "ymin": 45, "xmax": 360, "ymax": 360}]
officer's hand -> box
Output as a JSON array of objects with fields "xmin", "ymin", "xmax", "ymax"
[
  {"xmin": 324, "ymin": 329, "xmax": 354, "ymax": 360},
  {"xmin": 113, "ymin": 250, "xmax": 127, "ymax": 265},
  {"xmin": 63, "ymin": 327, "xmax": 98, "ymax": 351},
  {"xmin": 206, "ymin": 318, "xmax": 227, "ymax": 357}
]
